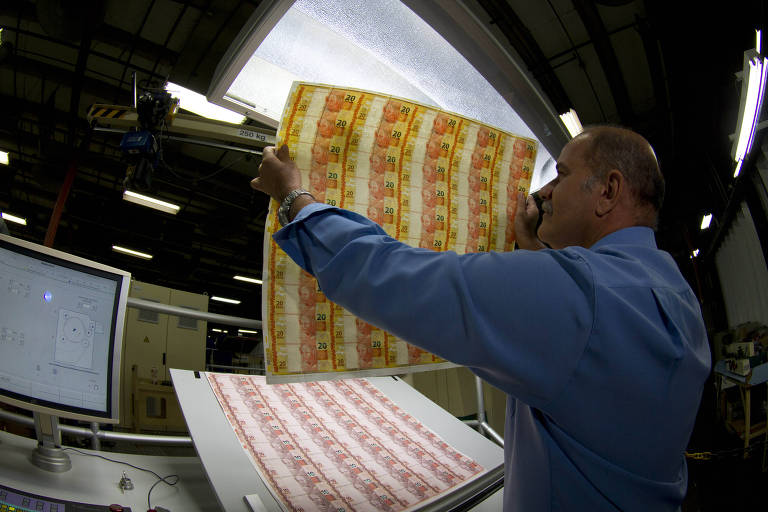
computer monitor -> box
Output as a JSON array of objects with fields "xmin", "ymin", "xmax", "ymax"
[{"xmin": 0, "ymin": 234, "xmax": 131, "ymax": 471}]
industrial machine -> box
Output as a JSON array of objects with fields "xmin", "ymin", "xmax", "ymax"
[{"xmin": 87, "ymin": 79, "xmax": 276, "ymax": 195}]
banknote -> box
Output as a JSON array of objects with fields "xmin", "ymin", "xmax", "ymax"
[
  {"xmin": 208, "ymin": 373, "xmax": 485, "ymax": 511},
  {"xmin": 263, "ymin": 82, "xmax": 537, "ymax": 382}
]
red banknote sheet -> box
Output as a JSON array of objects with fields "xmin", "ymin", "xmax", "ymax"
[
  {"xmin": 207, "ymin": 373, "xmax": 486, "ymax": 512},
  {"xmin": 264, "ymin": 82, "xmax": 537, "ymax": 381}
]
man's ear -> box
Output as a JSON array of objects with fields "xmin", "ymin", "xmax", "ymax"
[{"xmin": 595, "ymin": 169, "xmax": 623, "ymax": 217}]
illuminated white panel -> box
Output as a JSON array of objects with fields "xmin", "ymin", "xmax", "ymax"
[{"xmin": 224, "ymin": 0, "xmax": 554, "ymax": 190}]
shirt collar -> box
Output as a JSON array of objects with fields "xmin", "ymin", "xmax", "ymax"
[{"xmin": 590, "ymin": 226, "xmax": 658, "ymax": 251}]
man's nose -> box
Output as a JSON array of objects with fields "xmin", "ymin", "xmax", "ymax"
[{"xmin": 538, "ymin": 180, "xmax": 554, "ymax": 199}]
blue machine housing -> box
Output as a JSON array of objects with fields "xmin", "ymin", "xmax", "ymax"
[{"xmin": 120, "ymin": 130, "xmax": 156, "ymax": 155}]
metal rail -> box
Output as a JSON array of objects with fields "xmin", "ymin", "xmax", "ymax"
[
  {"xmin": 127, "ymin": 297, "xmax": 262, "ymax": 329},
  {"xmin": 0, "ymin": 408, "xmax": 193, "ymax": 446},
  {"xmin": 464, "ymin": 376, "xmax": 505, "ymax": 446}
]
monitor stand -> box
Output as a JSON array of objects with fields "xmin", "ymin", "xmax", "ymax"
[{"xmin": 30, "ymin": 412, "xmax": 71, "ymax": 472}]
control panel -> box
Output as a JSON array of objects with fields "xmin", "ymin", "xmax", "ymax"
[{"xmin": 0, "ymin": 485, "xmax": 131, "ymax": 512}]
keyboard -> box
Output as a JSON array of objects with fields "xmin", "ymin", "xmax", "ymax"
[{"xmin": 0, "ymin": 485, "xmax": 131, "ymax": 512}]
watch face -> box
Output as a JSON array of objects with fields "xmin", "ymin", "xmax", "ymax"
[
  {"xmin": 278, "ymin": 206, "xmax": 289, "ymax": 227},
  {"xmin": 278, "ymin": 189, "xmax": 312, "ymax": 226}
]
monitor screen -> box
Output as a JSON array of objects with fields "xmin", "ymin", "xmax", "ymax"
[{"xmin": 0, "ymin": 234, "xmax": 130, "ymax": 423}]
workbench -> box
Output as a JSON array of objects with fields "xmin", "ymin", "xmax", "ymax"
[{"xmin": 715, "ymin": 359, "xmax": 768, "ymax": 456}]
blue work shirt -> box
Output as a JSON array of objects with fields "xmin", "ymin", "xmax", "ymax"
[{"xmin": 274, "ymin": 202, "xmax": 710, "ymax": 511}]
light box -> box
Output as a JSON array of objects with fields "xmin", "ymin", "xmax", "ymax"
[{"xmin": 208, "ymin": 0, "xmax": 566, "ymax": 190}]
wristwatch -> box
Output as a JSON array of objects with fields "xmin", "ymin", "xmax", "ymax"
[{"xmin": 278, "ymin": 188, "xmax": 314, "ymax": 226}]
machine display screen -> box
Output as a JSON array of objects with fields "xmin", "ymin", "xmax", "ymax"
[{"xmin": 0, "ymin": 241, "xmax": 123, "ymax": 418}]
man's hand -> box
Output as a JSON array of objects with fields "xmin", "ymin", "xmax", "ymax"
[
  {"xmin": 515, "ymin": 192, "xmax": 547, "ymax": 250},
  {"xmin": 251, "ymin": 145, "xmax": 303, "ymax": 203}
]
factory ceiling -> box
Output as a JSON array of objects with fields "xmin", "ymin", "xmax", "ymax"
[{"xmin": 1, "ymin": 0, "xmax": 765, "ymax": 322}]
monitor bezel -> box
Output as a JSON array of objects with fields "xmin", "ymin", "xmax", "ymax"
[{"xmin": 0, "ymin": 234, "xmax": 131, "ymax": 424}]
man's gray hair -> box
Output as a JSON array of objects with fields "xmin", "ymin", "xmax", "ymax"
[{"xmin": 578, "ymin": 125, "xmax": 665, "ymax": 213}]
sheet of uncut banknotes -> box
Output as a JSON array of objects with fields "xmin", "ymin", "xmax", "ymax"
[
  {"xmin": 208, "ymin": 373, "xmax": 487, "ymax": 512},
  {"xmin": 262, "ymin": 82, "xmax": 538, "ymax": 383}
]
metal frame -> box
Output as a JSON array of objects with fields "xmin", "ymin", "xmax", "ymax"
[{"xmin": 462, "ymin": 377, "xmax": 505, "ymax": 446}]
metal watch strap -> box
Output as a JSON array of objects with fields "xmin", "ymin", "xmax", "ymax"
[{"xmin": 278, "ymin": 188, "xmax": 314, "ymax": 226}]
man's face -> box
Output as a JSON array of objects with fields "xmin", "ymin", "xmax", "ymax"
[{"xmin": 536, "ymin": 136, "xmax": 601, "ymax": 249}]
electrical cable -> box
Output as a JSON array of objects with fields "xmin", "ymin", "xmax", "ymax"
[
  {"xmin": 156, "ymin": 119, "xmax": 248, "ymax": 183},
  {"xmin": 193, "ymin": 153, "xmax": 247, "ymax": 182},
  {"xmin": 126, "ymin": 81, "xmax": 250, "ymax": 191},
  {"xmin": 155, "ymin": 120, "xmax": 189, "ymax": 182},
  {"xmin": 63, "ymin": 447, "xmax": 179, "ymax": 509},
  {"xmin": 146, "ymin": 475, "xmax": 180, "ymax": 510}
]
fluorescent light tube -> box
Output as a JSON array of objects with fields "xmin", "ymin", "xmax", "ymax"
[
  {"xmin": 211, "ymin": 296, "xmax": 241, "ymax": 304},
  {"xmin": 112, "ymin": 245, "xmax": 153, "ymax": 259},
  {"xmin": 757, "ymin": 29, "xmax": 762, "ymax": 54},
  {"xmin": 745, "ymin": 56, "xmax": 768, "ymax": 157},
  {"xmin": 123, "ymin": 190, "xmax": 180, "ymax": 215},
  {"xmin": 238, "ymin": 329, "xmax": 258, "ymax": 334},
  {"xmin": 733, "ymin": 55, "xmax": 768, "ymax": 162},
  {"xmin": 1, "ymin": 212, "xmax": 27, "ymax": 225},
  {"xmin": 734, "ymin": 160, "xmax": 743, "ymax": 178},
  {"xmin": 0, "ymin": 150, "xmax": 8, "ymax": 165},
  {"xmin": 212, "ymin": 328, "xmax": 224, "ymax": 333},
  {"xmin": 692, "ymin": 249, "xmax": 700, "ymax": 258},
  {"xmin": 559, "ymin": 108, "xmax": 583, "ymax": 138},
  {"xmin": 700, "ymin": 214, "xmax": 712, "ymax": 230},
  {"xmin": 166, "ymin": 82, "xmax": 246, "ymax": 124},
  {"xmin": 234, "ymin": 275, "xmax": 263, "ymax": 284}
]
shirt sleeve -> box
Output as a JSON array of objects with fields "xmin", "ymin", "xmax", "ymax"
[{"xmin": 274, "ymin": 203, "xmax": 595, "ymax": 409}]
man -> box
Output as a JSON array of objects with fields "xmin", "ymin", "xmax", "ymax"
[{"xmin": 251, "ymin": 125, "xmax": 710, "ymax": 511}]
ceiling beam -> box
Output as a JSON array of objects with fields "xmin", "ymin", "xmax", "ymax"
[
  {"xmin": 476, "ymin": 0, "xmax": 572, "ymax": 114},
  {"xmin": 2, "ymin": 133, "xmax": 263, "ymax": 227},
  {"xmin": 170, "ymin": 0, "xmax": 258, "ymax": 92},
  {"xmin": 0, "ymin": 3, "xmax": 180, "ymax": 64},
  {"xmin": 5, "ymin": 171, "xmax": 263, "ymax": 268},
  {"xmin": 571, "ymin": 0, "xmax": 635, "ymax": 123},
  {"xmin": 0, "ymin": 53, "xmax": 132, "ymax": 105},
  {"xmin": 4, "ymin": 25, "xmax": 171, "ymax": 81},
  {"xmin": 0, "ymin": 94, "xmax": 262, "ymax": 206}
]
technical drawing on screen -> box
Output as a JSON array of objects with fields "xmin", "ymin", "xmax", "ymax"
[{"xmin": 0, "ymin": 233, "xmax": 131, "ymax": 471}]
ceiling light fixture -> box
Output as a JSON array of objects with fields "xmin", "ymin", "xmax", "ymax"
[
  {"xmin": 238, "ymin": 329, "xmax": 258, "ymax": 334},
  {"xmin": 211, "ymin": 296, "xmax": 241, "ymax": 304},
  {"xmin": 0, "ymin": 150, "xmax": 9, "ymax": 165},
  {"xmin": 732, "ymin": 44, "xmax": 768, "ymax": 165},
  {"xmin": 757, "ymin": 29, "xmax": 762, "ymax": 55},
  {"xmin": 122, "ymin": 190, "xmax": 181, "ymax": 215},
  {"xmin": 734, "ymin": 159, "xmax": 743, "ymax": 178},
  {"xmin": 692, "ymin": 249, "xmax": 700, "ymax": 258},
  {"xmin": 700, "ymin": 214, "xmax": 712, "ymax": 230},
  {"xmin": 234, "ymin": 275, "xmax": 263, "ymax": 285},
  {"xmin": 205, "ymin": 0, "xmax": 555, "ymax": 192},
  {"xmin": 559, "ymin": 108, "xmax": 583, "ymax": 138},
  {"xmin": 1, "ymin": 212, "xmax": 27, "ymax": 226},
  {"xmin": 212, "ymin": 328, "xmax": 224, "ymax": 333},
  {"xmin": 112, "ymin": 245, "xmax": 153, "ymax": 260},
  {"xmin": 165, "ymin": 82, "xmax": 247, "ymax": 124}
]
